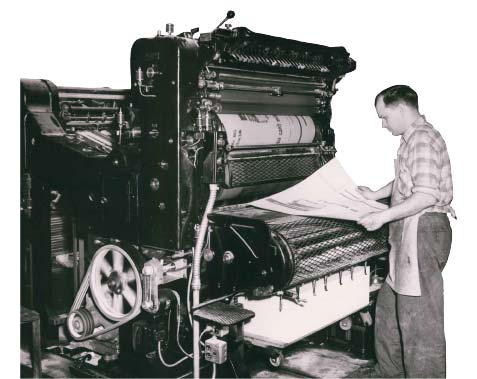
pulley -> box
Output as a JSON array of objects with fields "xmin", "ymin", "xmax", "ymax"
[
  {"xmin": 90, "ymin": 245, "xmax": 142, "ymax": 321},
  {"xmin": 67, "ymin": 244, "xmax": 143, "ymax": 340},
  {"xmin": 67, "ymin": 308, "xmax": 95, "ymax": 339}
]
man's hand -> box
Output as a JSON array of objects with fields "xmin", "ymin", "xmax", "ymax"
[
  {"xmin": 357, "ymin": 186, "xmax": 376, "ymax": 200},
  {"xmin": 358, "ymin": 211, "xmax": 388, "ymax": 231}
]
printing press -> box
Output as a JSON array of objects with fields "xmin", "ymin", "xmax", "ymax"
[{"xmin": 20, "ymin": 11, "xmax": 389, "ymax": 378}]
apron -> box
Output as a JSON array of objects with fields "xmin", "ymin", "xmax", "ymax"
[{"xmin": 385, "ymin": 159, "xmax": 423, "ymax": 296}]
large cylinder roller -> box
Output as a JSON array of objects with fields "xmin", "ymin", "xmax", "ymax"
[{"xmin": 206, "ymin": 206, "xmax": 387, "ymax": 296}]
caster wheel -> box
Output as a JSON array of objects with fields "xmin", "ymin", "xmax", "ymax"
[{"xmin": 267, "ymin": 350, "xmax": 284, "ymax": 370}]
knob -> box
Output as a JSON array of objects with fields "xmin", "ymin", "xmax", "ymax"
[
  {"xmin": 203, "ymin": 248, "xmax": 215, "ymax": 262},
  {"xmin": 223, "ymin": 251, "xmax": 234, "ymax": 264},
  {"xmin": 150, "ymin": 178, "xmax": 160, "ymax": 191},
  {"xmin": 166, "ymin": 23, "xmax": 174, "ymax": 35}
]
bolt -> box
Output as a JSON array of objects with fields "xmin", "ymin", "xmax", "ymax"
[
  {"xmin": 223, "ymin": 251, "xmax": 234, "ymax": 264},
  {"xmin": 150, "ymin": 178, "xmax": 160, "ymax": 191}
]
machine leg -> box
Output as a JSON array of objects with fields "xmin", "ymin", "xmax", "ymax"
[
  {"xmin": 21, "ymin": 307, "xmax": 42, "ymax": 378},
  {"xmin": 228, "ymin": 324, "xmax": 250, "ymax": 378},
  {"xmin": 31, "ymin": 318, "xmax": 42, "ymax": 378}
]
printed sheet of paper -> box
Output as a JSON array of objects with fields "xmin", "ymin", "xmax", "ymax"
[
  {"xmin": 217, "ymin": 114, "xmax": 316, "ymax": 147},
  {"xmin": 250, "ymin": 158, "xmax": 388, "ymax": 221}
]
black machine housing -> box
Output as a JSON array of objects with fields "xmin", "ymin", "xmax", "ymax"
[{"xmin": 20, "ymin": 17, "xmax": 389, "ymax": 377}]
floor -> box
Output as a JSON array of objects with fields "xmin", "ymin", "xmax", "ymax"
[
  {"xmin": 21, "ymin": 340, "xmax": 375, "ymax": 378},
  {"xmin": 248, "ymin": 339, "xmax": 375, "ymax": 378}
]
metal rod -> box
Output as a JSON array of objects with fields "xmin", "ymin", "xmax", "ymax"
[
  {"xmin": 220, "ymin": 82, "xmax": 330, "ymax": 96},
  {"xmin": 207, "ymin": 64, "xmax": 323, "ymax": 80},
  {"xmin": 192, "ymin": 185, "xmax": 219, "ymax": 379},
  {"xmin": 228, "ymin": 152, "xmax": 319, "ymax": 161},
  {"xmin": 227, "ymin": 144, "xmax": 317, "ymax": 154},
  {"xmin": 31, "ymin": 318, "xmax": 42, "ymax": 378},
  {"xmin": 58, "ymin": 86, "xmax": 129, "ymax": 94},
  {"xmin": 293, "ymin": 231, "xmax": 363, "ymax": 255},
  {"xmin": 176, "ymin": 46, "xmax": 182, "ymax": 250},
  {"xmin": 78, "ymin": 238, "xmax": 85, "ymax": 282},
  {"xmin": 218, "ymin": 72, "xmax": 326, "ymax": 88},
  {"xmin": 72, "ymin": 220, "xmax": 79, "ymax": 291},
  {"xmin": 68, "ymin": 106, "xmax": 119, "ymax": 112},
  {"xmin": 59, "ymin": 93, "xmax": 127, "ymax": 100},
  {"xmin": 63, "ymin": 115, "xmax": 115, "ymax": 120},
  {"xmin": 192, "ymin": 292, "xmax": 242, "ymax": 312}
]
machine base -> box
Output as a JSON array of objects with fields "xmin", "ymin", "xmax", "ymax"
[{"xmin": 239, "ymin": 265, "xmax": 369, "ymax": 349}]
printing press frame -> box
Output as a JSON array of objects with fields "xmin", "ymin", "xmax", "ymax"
[{"xmin": 20, "ymin": 12, "xmax": 389, "ymax": 378}]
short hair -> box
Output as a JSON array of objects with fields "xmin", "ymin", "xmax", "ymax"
[{"xmin": 375, "ymin": 85, "xmax": 419, "ymax": 110}]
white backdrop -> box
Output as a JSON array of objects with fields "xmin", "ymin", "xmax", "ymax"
[{"xmin": 4, "ymin": 0, "xmax": 477, "ymax": 377}]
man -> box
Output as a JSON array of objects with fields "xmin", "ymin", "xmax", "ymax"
[{"xmin": 357, "ymin": 85, "xmax": 453, "ymax": 378}]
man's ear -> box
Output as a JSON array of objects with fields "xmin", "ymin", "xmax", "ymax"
[{"xmin": 397, "ymin": 102, "xmax": 406, "ymax": 114}]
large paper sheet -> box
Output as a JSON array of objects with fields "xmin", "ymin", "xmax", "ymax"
[
  {"xmin": 250, "ymin": 158, "xmax": 388, "ymax": 221},
  {"xmin": 218, "ymin": 114, "xmax": 316, "ymax": 147}
]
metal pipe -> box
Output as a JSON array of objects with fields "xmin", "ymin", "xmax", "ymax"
[
  {"xmin": 64, "ymin": 121, "xmax": 115, "ymax": 127},
  {"xmin": 59, "ymin": 92, "xmax": 127, "ymax": 100},
  {"xmin": 222, "ymin": 82, "xmax": 278, "ymax": 93},
  {"xmin": 62, "ymin": 115, "xmax": 116, "ymax": 121},
  {"xmin": 228, "ymin": 152, "xmax": 319, "ymax": 161},
  {"xmin": 176, "ymin": 46, "xmax": 182, "ymax": 249},
  {"xmin": 227, "ymin": 145, "xmax": 317, "ymax": 155},
  {"xmin": 207, "ymin": 64, "xmax": 317, "ymax": 80},
  {"xmin": 69, "ymin": 106, "xmax": 119, "ymax": 111},
  {"xmin": 217, "ymin": 82, "xmax": 332, "ymax": 97},
  {"xmin": 218, "ymin": 72, "xmax": 326, "ymax": 88},
  {"xmin": 192, "ymin": 292, "xmax": 244, "ymax": 312},
  {"xmin": 192, "ymin": 184, "xmax": 219, "ymax": 379}
]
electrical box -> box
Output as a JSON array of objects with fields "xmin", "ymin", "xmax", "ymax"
[{"xmin": 204, "ymin": 336, "xmax": 227, "ymax": 364}]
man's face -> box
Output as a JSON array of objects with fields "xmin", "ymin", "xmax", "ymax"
[{"xmin": 375, "ymin": 96, "xmax": 407, "ymax": 136}]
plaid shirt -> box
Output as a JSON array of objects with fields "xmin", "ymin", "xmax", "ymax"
[{"xmin": 393, "ymin": 115, "xmax": 454, "ymax": 215}]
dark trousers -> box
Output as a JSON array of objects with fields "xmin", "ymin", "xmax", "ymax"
[{"xmin": 375, "ymin": 213, "xmax": 452, "ymax": 378}]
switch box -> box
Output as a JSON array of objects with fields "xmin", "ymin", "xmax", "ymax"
[{"xmin": 204, "ymin": 336, "xmax": 227, "ymax": 364}]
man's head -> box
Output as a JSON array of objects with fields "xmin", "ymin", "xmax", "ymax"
[{"xmin": 375, "ymin": 85, "xmax": 420, "ymax": 136}]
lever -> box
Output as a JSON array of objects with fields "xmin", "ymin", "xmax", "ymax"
[
  {"xmin": 216, "ymin": 10, "xmax": 235, "ymax": 29},
  {"xmin": 282, "ymin": 290, "xmax": 307, "ymax": 307}
]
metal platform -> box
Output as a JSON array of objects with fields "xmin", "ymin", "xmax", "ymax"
[{"xmin": 193, "ymin": 302, "xmax": 255, "ymax": 326}]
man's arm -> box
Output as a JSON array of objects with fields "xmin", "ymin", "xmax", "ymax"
[
  {"xmin": 358, "ymin": 180, "xmax": 394, "ymax": 200},
  {"xmin": 359, "ymin": 127, "xmax": 444, "ymax": 231},
  {"xmin": 358, "ymin": 192, "xmax": 436, "ymax": 231}
]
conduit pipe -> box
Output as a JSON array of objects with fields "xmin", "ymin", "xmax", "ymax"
[{"xmin": 192, "ymin": 184, "xmax": 219, "ymax": 378}]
